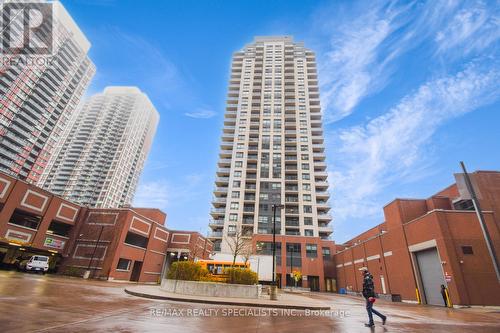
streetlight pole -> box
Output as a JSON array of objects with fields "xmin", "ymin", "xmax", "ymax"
[
  {"xmin": 460, "ymin": 162, "xmax": 500, "ymax": 282},
  {"xmin": 270, "ymin": 203, "xmax": 283, "ymax": 300}
]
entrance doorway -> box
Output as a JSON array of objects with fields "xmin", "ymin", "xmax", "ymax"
[
  {"xmin": 130, "ymin": 261, "xmax": 143, "ymax": 282},
  {"xmin": 308, "ymin": 275, "xmax": 320, "ymax": 291},
  {"xmin": 415, "ymin": 248, "xmax": 445, "ymax": 305}
]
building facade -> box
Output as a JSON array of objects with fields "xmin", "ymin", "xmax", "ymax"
[
  {"xmin": 333, "ymin": 171, "xmax": 500, "ymax": 306},
  {"xmin": 208, "ymin": 36, "xmax": 334, "ymax": 291},
  {"xmin": 0, "ymin": 2, "xmax": 95, "ymax": 183},
  {"xmin": 0, "ymin": 171, "xmax": 212, "ymax": 283},
  {"xmin": 39, "ymin": 87, "xmax": 159, "ymax": 208}
]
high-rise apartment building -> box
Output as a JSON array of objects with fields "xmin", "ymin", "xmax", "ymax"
[
  {"xmin": 39, "ymin": 87, "xmax": 159, "ymax": 208},
  {"xmin": 209, "ymin": 36, "xmax": 332, "ymax": 254},
  {"xmin": 0, "ymin": 2, "xmax": 95, "ymax": 183}
]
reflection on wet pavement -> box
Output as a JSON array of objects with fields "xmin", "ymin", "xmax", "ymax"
[{"xmin": 0, "ymin": 271, "xmax": 499, "ymax": 333}]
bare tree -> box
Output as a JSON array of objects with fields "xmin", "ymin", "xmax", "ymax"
[{"xmin": 225, "ymin": 228, "xmax": 252, "ymax": 266}]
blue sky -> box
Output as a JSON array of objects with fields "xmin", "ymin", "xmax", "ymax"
[{"xmin": 63, "ymin": 0, "xmax": 500, "ymax": 242}]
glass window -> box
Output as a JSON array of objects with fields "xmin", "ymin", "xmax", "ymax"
[
  {"xmin": 9, "ymin": 209, "xmax": 41, "ymax": 230},
  {"xmin": 125, "ymin": 232, "xmax": 148, "ymax": 248},
  {"xmin": 117, "ymin": 258, "xmax": 131, "ymax": 270},
  {"xmin": 47, "ymin": 220, "xmax": 72, "ymax": 237},
  {"xmin": 306, "ymin": 244, "xmax": 317, "ymax": 257},
  {"xmin": 322, "ymin": 247, "xmax": 331, "ymax": 258}
]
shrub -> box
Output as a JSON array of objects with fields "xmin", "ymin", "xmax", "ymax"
[
  {"xmin": 225, "ymin": 267, "xmax": 258, "ymax": 285},
  {"xmin": 167, "ymin": 261, "xmax": 209, "ymax": 281}
]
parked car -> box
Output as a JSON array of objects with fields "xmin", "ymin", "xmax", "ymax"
[{"xmin": 18, "ymin": 255, "xmax": 50, "ymax": 274}]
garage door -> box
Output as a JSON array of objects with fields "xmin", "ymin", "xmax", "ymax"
[{"xmin": 415, "ymin": 248, "xmax": 445, "ymax": 306}]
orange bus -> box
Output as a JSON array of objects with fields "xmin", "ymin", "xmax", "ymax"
[{"xmin": 197, "ymin": 260, "xmax": 249, "ymax": 282}]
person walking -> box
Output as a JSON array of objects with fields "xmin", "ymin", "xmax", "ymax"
[{"xmin": 362, "ymin": 269, "xmax": 387, "ymax": 327}]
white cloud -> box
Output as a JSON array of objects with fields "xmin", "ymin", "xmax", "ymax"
[
  {"xmin": 319, "ymin": 2, "xmax": 401, "ymax": 123},
  {"xmin": 133, "ymin": 173, "xmax": 206, "ymax": 210},
  {"xmin": 185, "ymin": 108, "xmax": 217, "ymax": 119},
  {"xmin": 133, "ymin": 180, "xmax": 169, "ymax": 210},
  {"xmin": 435, "ymin": 1, "xmax": 500, "ymax": 56},
  {"xmin": 329, "ymin": 61, "xmax": 500, "ymax": 224},
  {"xmin": 317, "ymin": 0, "xmax": 498, "ymax": 124}
]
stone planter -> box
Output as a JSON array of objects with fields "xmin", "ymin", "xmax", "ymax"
[{"xmin": 161, "ymin": 279, "xmax": 262, "ymax": 299}]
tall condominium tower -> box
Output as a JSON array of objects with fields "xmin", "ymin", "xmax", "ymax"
[
  {"xmin": 0, "ymin": 2, "xmax": 95, "ymax": 183},
  {"xmin": 39, "ymin": 87, "xmax": 159, "ymax": 208},
  {"xmin": 209, "ymin": 36, "xmax": 332, "ymax": 254}
]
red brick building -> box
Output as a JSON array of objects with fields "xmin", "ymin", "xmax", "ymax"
[
  {"xmin": 334, "ymin": 171, "xmax": 500, "ymax": 306},
  {"xmin": 0, "ymin": 171, "xmax": 212, "ymax": 283},
  {"xmin": 252, "ymin": 234, "xmax": 336, "ymax": 292}
]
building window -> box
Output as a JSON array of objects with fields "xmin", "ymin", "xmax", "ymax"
[
  {"xmin": 229, "ymin": 214, "xmax": 238, "ymax": 221},
  {"xmin": 303, "ymin": 194, "xmax": 311, "ymax": 202},
  {"xmin": 47, "ymin": 220, "xmax": 72, "ymax": 237},
  {"xmin": 233, "ymin": 180, "xmax": 241, "ymax": 188},
  {"xmin": 286, "ymin": 243, "xmax": 302, "ymax": 267},
  {"xmin": 231, "ymin": 191, "xmax": 240, "ymax": 198},
  {"xmin": 124, "ymin": 232, "xmax": 149, "ymax": 249},
  {"xmin": 322, "ymin": 247, "xmax": 331, "ymax": 258},
  {"xmin": 306, "ymin": 244, "xmax": 317, "ymax": 258},
  {"xmin": 234, "ymin": 171, "xmax": 242, "ymax": 177},
  {"xmin": 461, "ymin": 246, "xmax": 474, "ymax": 255},
  {"xmin": 304, "ymin": 217, "xmax": 313, "ymax": 225},
  {"xmin": 235, "ymin": 161, "xmax": 243, "ymax": 167},
  {"xmin": 305, "ymin": 229, "xmax": 314, "ymax": 237},
  {"xmin": 9, "ymin": 209, "xmax": 41, "ymax": 230},
  {"xmin": 303, "ymin": 205, "xmax": 312, "ymax": 213},
  {"xmin": 230, "ymin": 202, "xmax": 239, "ymax": 210},
  {"xmin": 116, "ymin": 258, "xmax": 131, "ymax": 271},
  {"xmin": 228, "ymin": 225, "xmax": 237, "ymax": 235},
  {"xmin": 256, "ymin": 241, "xmax": 281, "ymax": 265}
]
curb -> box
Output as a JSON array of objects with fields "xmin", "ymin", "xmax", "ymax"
[{"xmin": 124, "ymin": 288, "xmax": 331, "ymax": 310}]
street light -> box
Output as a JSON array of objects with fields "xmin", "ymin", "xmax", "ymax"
[{"xmin": 270, "ymin": 203, "xmax": 284, "ymax": 301}]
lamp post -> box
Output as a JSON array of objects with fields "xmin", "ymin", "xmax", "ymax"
[
  {"xmin": 270, "ymin": 203, "xmax": 284, "ymax": 300},
  {"xmin": 288, "ymin": 244, "xmax": 294, "ymax": 288}
]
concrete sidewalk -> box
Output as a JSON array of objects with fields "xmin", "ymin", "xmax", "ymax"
[{"xmin": 125, "ymin": 285, "xmax": 331, "ymax": 310}]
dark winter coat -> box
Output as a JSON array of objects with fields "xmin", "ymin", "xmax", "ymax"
[{"xmin": 362, "ymin": 273, "xmax": 375, "ymax": 298}]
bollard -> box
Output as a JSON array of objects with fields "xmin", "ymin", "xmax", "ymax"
[{"xmin": 270, "ymin": 285, "xmax": 278, "ymax": 300}]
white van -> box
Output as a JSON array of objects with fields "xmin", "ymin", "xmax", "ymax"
[{"xmin": 18, "ymin": 255, "xmax": 50, "ymax": 274}]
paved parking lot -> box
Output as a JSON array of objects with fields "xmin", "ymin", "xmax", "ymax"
[{"xmin": 0, "ymin": 271, "xmax": 499, "ymax": 333}]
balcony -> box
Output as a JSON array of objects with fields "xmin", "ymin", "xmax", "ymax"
[
  {"xmin": 242, "ymin": 218, "xmax": 254, "ymax": 225},
  {"xmin": 209, "ymin": 220, "xmax": 225, "ymax": 228},
  {"xmin": 216, "ymin": 167, "xmax": 230, "ymax": 175},
  {"xmin": 209, "ymin": 231, "xmax": 223, "ymax": 238},
  {"xmin": 315, "ymin": 171, "xmax": 328, "ymax": 179},
  {"xmin": 219, "ymin": 150, "xmax": 233, "ymax": 157},
  {"xmin": 317, "ymin": 213, "xmax": 332, "ymax": 221},
  {"xmin": 210, "ymin": 208, "xmax": 226, "ymax": 216},
  {"xmin": 215, "ymin": 177, "xmax": 229, "ymax": 185},
  {"xmin": 213, "ymin": 186, "xmax": 228, "ymax": 194}
]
